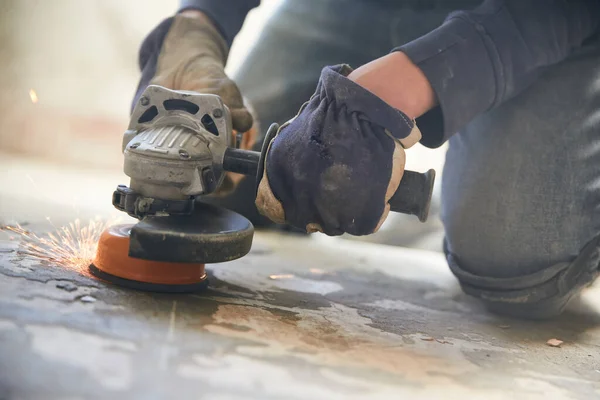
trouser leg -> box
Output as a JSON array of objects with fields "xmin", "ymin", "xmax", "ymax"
[{"xmin": 441, "ymin": 44, "xmax": 600, "ymax": 318}]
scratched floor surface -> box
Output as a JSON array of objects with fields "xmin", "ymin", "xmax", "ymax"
[{"xmin": 0, "ymin": 154, "xmax": 599, "ymax": 400}]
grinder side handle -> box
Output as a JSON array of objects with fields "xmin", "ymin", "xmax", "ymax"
[
  {"xmin": 222, "ymin": 147, "xmax": 260, "ymax": 176},
  {"xmin": 389, "ymin": 169, "xmax": 435, "ymax": 222}
]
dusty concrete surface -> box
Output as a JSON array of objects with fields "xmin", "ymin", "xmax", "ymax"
[{"xmin": 1, "ymin": 154, "xmax": 600, "ymax": 400}]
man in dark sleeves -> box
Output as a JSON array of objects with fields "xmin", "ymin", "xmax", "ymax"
[{"xmin": 133, "ymin": 0, "xmax": 600, "ymax": 318}]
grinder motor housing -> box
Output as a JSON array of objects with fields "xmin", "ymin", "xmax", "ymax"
[{"xmin": 114, "ymin": 85, "xmax": 235, "ymax": 219}]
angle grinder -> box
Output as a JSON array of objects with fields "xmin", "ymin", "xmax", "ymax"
[{"xmin": 89, "ymin": 85, "xmax": 436, "ymax": 292}]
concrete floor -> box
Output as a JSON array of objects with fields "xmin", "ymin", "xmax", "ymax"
[{"xmin": 1, "ymin": 154, "xmax": 600, "ymax": 399}]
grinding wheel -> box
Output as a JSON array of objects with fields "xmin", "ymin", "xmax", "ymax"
[
  {"xmin": 89, "ymin": 203, "xmax": 254, "ymax": 292},
  {"xmin": 89, "ymin": 224, "xmax": 209, "ymax": 293}
]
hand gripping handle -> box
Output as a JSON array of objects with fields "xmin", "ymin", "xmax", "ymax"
[{"xmin": 222, "ymin": 123, "xmax": 436, "ymax": 222}]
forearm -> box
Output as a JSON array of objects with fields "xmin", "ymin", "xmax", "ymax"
[
  {"xmin": 178, "ymin": 0, "xmax": 259, "ymax": 46},
  {"xmin": 348, "ymin": 52, "xmax": 437, "ymax": 120}
]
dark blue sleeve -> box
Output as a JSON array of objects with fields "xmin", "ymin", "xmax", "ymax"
[
  {"xmin": 393, "ymin": 0, "xmax": 600, "ymax": 148},
  {"xmin": 179, "ymin": 0, "xmax": 260, "ymax": 47}
]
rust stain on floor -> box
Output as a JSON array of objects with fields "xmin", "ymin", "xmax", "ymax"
[{"xmin": 205, "ymin": 303, "xmax": 474, "ymax": 385}]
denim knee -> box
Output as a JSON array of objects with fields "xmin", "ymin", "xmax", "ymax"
[
  {"xmin": 441, "ymin": 123, "xmax": 600, "ymax": 318},
  {"xmin": 443, "ymin": 235, "xmax": 600, "ymax": 319},
  {"xmin": 441, "ymin": 137, "xmax": 600, "ymax": 318}
]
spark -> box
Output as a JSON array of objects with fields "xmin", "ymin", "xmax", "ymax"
[
  {"xmin": 29, "ymin": 89, "xmax": 38, "ymax": 104},
  {"xmin": 25, "ymin": 174, "xmax": 38, "ymax": 188},
  {"xmin": 159, "ymin": 300, "xmax": 178, "ymax": 371},
  {"xmin": 309, "ymin": 268, "xmax": 326, "ymax": 275},
  {"xmin": 4, "ymin": 217, "xmax": 117, "ymax": 276},
  {"xmin": 268, "ymin": 273, "xmax": 295, "ymax": 280},
  {"xmin": 167, "ymin": 300, "xmax": 177, "ymax": 342}
]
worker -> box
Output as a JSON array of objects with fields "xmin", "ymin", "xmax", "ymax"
[{"xmin": 133, "ymin": 0, "xmax": 600, "ymax": 319}]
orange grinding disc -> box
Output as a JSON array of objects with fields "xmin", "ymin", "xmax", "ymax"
[{"xmin": 89, "ymin": 224, "xmax": 208, "ymax": 292}]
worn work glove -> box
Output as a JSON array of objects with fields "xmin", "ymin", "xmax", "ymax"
[
  {"xmin": 255, "ymin": 65, "xmax": 421, "ymax": 236},
  {"xmin": 134, "ymin": 13, "xmax": 253, "ymax": 132},
  {"xmin": 133, "ymin": 13, "xmax": 257, "ymax": 194}
]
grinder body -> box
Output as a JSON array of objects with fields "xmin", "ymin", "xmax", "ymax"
[{"xmin": 115, "ymin": 86, "xmax": 234, "ymax": 219}]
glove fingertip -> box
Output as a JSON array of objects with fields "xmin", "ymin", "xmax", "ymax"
[{"xmin": 230, "ymin": 109, "xmax": 254, "ymax": 133}]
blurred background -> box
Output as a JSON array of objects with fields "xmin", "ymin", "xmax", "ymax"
[
  {"xmin": 0, "ymin": 0, "xmax": 279, "ymax": 167},
  {"xmin": 0, "ymin": 0, "xmax": 446, "ymax": 249}
]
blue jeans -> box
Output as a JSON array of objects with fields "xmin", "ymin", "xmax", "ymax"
[{"xmin": 230, "ymin": 0, "xmax": 600, "ymax": 318}]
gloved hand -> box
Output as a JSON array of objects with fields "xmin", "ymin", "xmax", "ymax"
[
  {"xmin": 134, "ymin": 12, "xmax": 253, "ymax": 133},
  {"xmin": 255, "ymin": 65, "xmax": 421, "ymax": 236},
  {"xmin": 133, "ymin": 12, "xmax": 257, "ymax": 196}
]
